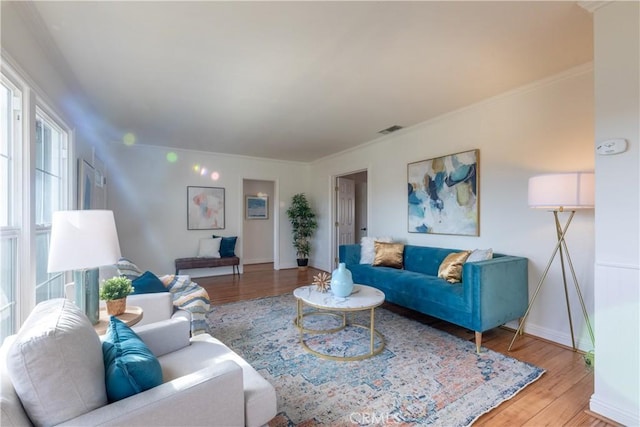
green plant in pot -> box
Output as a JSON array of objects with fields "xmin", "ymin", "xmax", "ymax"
[
  {"xmin": 286, "ymin": 193, "xmax": 318, "ymax": 270},
  {"xmin": 99, "ymin": 276, "xmax": 134, "ymax": 316}
]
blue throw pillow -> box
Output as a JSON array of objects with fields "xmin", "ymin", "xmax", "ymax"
[
  {"xmin": 131, "ymin": 271, "xmax": 168, "ymax": 295},
  {"xmin": 213, "ymin": 235, "xmax": 237, "ymax": 257},
  {"xmin": 102, "ymin": 317, "xmax": 163, "ymax": 402}
]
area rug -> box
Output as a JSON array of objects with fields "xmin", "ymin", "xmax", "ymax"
[{"xmin": 206, "ymin": 294, "xmax": 544, "ymax": 426}]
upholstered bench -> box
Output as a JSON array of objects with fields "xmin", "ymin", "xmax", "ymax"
[{"xmin": 175, "ymin": 256, "xmax": 240, "ymax": 275}]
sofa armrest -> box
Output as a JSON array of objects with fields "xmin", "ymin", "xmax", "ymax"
[
  {"xmin": 463, "ymin": 256, "xmax": 529, "ymax": 332},
  {"xmin": 57, "ymin": 360, "xmax": 245, "ymax": 427},
  {"xmin": 126, "ymin": 292, "xmax": 174, "ymax": 326},
  {"xmin": 171, "ymin": 308, "xmax": 192, "ymax": 324},
  {"xmin": 133, "ymin": 317, "xmax": 191, "ymax": 357},
  {"xmin": 339, "ymin": 244, "xmax": 361, "ymax": 265},
  {"xmin": 65, "ymin": 284, "xmax": 177, "ymax": 327}
]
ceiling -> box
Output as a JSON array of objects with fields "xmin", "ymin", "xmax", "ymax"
[{"xmin": 25, "ymin": 1, "xmax": 593, "ymax": 162}]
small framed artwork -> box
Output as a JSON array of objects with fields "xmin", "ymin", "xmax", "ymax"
[
  {"xmin": 408, "ymin": 149, "xmax": 479, "ymax": 236},
  {"xmin": 78, "ymin": 159, "xmax": 95, "ymax": 210},
  {"xmin": 246, "ymin": 195, "xmax": 268, "ymax": 220},
  {"xmin": 187, "ymin": 186, "xmax": 225, "ymax": 230}
]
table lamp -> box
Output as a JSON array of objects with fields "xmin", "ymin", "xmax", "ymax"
[
  {"xmin": 508, "ymin": 172, "xmax": 595, "ymax": 351},
  {"xmin": 47, "ymin": 210, "xmax": 122, "ymax": 324}
]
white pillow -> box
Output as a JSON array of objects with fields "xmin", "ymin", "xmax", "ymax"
[
  {"xmin": 466, "ymin": 248, "xmax": 494, "ymax": 263},
  {"xmin": 198, "ymin": 237, "xmax": 222, "ymax": 258},
  {"xmin": 7, "ymin": 299, "xmax": 107, "ymax": 426},
  {"xmin": 360, "ymin": 236, "xmax": 392, "ymax": 264}
]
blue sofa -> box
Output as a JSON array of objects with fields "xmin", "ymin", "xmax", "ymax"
[{"xmin": 339, "ymin": 244, "xmax": 529, "ymax": 352}]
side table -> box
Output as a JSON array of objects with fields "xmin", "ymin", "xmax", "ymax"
[{"xmin": 93, "ymin": 306, "xmax": 144, "ymax": 335}]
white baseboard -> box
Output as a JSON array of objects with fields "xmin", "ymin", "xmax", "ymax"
[
  {"xmin": 521, "ymin": 321, "xmax": 593, "ymax": 352},
  {"xmin": 590, "ymin": 394, "xmax": 640, "ymax": 426},
  {"xmin": 243, "ymin": 258, "xmax": 273, "ymax": 265}
]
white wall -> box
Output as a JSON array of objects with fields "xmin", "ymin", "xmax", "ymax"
[
  {"xmin": 310, "ymin": 65, "xmax": 596, "ymax": 350},
  {"xmin": 1, "ymin": 2, "xmax": 99, "ymax": 166},
  {"xmin": 105, "ymin": 143, "xmax": 308, "ymax": 275},
  {"xmin": 243, "ymin": 179, "xmax": 275, "ymax": 264},
  {"xmin": 590, "ymin": 2, "xmax": 640, "ymax": 425}
]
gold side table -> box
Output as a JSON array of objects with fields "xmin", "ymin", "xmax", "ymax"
[{"xmin": 93, "ymin": 306, "xmax": 144, "ymax": 335}]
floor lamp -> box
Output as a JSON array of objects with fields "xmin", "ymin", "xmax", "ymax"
[
  {"xmin": 508, "ymin": 172, "xmax": 595, "ymax": 352},
  {"xmin": 47, "ymin": 210, "xmax": 122, "ymax": 324}
]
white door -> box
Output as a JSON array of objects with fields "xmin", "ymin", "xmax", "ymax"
[
  {"xmin": 357, "ymin": 182, "xmax": 368, "ymax": 240},
  {"xmin": 337, "ymin": 177, "xmax": 356, "ymax": 250}
]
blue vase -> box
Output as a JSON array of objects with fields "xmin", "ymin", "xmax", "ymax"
[{"xmin": 331, "ymin": 263, "xmax": 354, "ymax": 297}]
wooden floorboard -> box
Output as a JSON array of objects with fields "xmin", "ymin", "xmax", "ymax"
[{"xmin": 198, "ymin": 263, "xmax": 616, "ymax": 427}]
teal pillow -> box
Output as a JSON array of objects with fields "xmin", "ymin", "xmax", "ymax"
[
  {"xmin": 102, "ymin": 317, "xmax": 163, "ymax": 402},
  {"xmin": 213, "ymin": 235, "xmax": 237, "ymax": 257},
  {"xmin": 131, "ymin": 271, "xmax": 168, "ymax": 295}
]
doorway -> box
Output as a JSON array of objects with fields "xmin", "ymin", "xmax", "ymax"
[
  {"xmin": 242, "ymin": 179, "xmax": 278, "ymax": 270},
  {"xmin": 333, "ymin": 170, "xmax": 368, "ymax": 268}
]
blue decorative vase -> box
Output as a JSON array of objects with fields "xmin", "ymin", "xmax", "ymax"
[{"xmin": 331, "ymin": 263, "xmax": 354, "ymax": 297}]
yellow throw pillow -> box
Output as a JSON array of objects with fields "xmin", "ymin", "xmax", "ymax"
[
  {"xmin": 438, "ymin": 251, "xmax": 471, "ymax": 283},
  {"xmin": 373, "ymin": 242, "xmax": 405, "ymax": 269}
]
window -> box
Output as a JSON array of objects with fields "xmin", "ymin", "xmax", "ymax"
[
  {"xmin": 35, "ymin": 110, "xmax": 68, "ymax": 303},
  {"xmin": 0, "ymin": 63, "xmax": 72, "ymax": 344},
  {"xmin": 0, "ymin": 76, "xmax": 21, "ymax": 342}
]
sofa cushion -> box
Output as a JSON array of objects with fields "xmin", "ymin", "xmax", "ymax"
[
  {"xmin": 103, "ymin": 317, "xmax": 163, "ymax": 402},
  {"xmin": 213, "ymin": 235, "xmax": 238, "ymax": 257},
  {"xmin": 198, "ymin": 237, "xmax": 222, "ymax": 258},
  {"xmin": 360, "ymin": 236, "xmax": 392, "ymax": 264},
  {"xmin": 372, "ymin": 241, "xmax": 404, "ymax": 269},
  {"xmin": 6, "ymin": 299, "xmax": 107, "ymax": 426},
  {"xmin": 403, "ymin": 245, "xmax": 459, "ymax": 276},
  {"xmin": 438, "ymin": 251, "xmax": 471, "ymax": 283},
  {"xmin": 131, "ymin": 271, "xmax": 168, "ymax": 294}
]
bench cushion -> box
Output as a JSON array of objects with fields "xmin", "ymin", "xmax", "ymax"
[{"xmin": 175, "ymin": 257, "xmax": 239, "ymax": 270}]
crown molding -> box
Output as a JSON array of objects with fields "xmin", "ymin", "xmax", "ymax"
[{"xmin": 577, "ymin": 1, "xmax": 613, "ymax": 13}]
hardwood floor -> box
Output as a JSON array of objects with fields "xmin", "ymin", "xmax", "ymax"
[{"xmin": 198, "ymin": 263, "xmax": 619, "ymax": 427}]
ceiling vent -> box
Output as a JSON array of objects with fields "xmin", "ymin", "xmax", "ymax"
[{"xmin": 378, "ymin": 125, "xmax": 403, "ymax": 135}]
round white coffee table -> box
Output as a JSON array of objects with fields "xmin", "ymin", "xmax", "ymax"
[{"xmin": 293, "ymin": 284, "xmax": 385, "ymax": 361}]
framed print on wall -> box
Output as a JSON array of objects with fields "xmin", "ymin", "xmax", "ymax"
[
  {"xmin": 407, "ymin": 149, "xmax": 479, "ymax": 236},
  {"xmin": 187, "ymin": 186, "xmax": 225, "ymax": 230},
  {"xmin": 246, "ymin": 195, "xmax": 268, "ymax": 220},
  {"xmin": 78, "ymin": 159, "xmax": 95, "ymax": 210}
]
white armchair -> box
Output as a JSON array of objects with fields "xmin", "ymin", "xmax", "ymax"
[
  {"xmin": 1, "ymin": 299, "xmax": 277, "ymax": 426},
  {"xmin": 64, "ymin": 283, "xmax": 191, "ymax": 327}
]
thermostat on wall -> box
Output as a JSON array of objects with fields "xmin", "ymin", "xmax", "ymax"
[{"xmin": 596, "ymin": 138, "xmax": 627, "ymax": 155}]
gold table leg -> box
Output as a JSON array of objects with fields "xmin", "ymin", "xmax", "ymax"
[{"xmin": 293, "ymin": 300, "xmax": 385, "ymax": 362}]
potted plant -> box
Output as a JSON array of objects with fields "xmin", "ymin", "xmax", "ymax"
[
  {"xmin": 286, "ymin": 193, "xmax": 318, "ymax": 270},
  {"xmin": 99, "ymin": 276, "xmax": 134, "ymax": 316}
]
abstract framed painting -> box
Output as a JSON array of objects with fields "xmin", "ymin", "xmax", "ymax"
[
  {"xmin": 407, "ymin": 149, "xmax": 479, "ymax": 236},
  {"xmin": 187, "ymin": 186, "xmax": 225, "ymax": 230},
  {"xmin": 245, "ymin": 195, "xmax": 268, "ymax": 220}
]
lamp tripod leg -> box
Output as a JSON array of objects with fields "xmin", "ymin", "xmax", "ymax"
[
  {"xmin": 508, "ymin": 211, "xmax": 575, "ymax": 352},
  {"xmin": 559, "ymin": 232, "xmax": 596, "ymax": 348},
  {"xmin": 555, "ymin": 211, "xmax": 577, "ymax": 350}
]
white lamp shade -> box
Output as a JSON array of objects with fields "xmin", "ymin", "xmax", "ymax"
[
  {"xmin": 47, "ymin": 210, "xmax": 122, "ymax": 272},
  {"xmin": 528, "ymin": 172, "xmax": 595, "ymax": 210}
]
